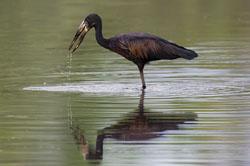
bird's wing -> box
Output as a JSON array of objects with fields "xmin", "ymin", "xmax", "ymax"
[{"xmin": 110, "ymin": 33, "xmax": 198, "ymax": 62}]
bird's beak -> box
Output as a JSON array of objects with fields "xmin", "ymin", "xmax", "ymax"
[{"xmin": 69, "ymin": 21, "xmax": 89, "ymax": 53}]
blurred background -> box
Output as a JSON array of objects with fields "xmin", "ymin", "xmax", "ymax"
[{"xmin": 0, "ymin": 0, "xmax": 250, "ymax": 166}]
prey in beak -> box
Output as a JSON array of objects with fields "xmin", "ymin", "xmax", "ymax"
[{"xmin": 69, "ymin": 21, "xmax": 89, "ymax": 53}]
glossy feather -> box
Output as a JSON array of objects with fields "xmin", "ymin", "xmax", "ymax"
[{"xmin": 108, "ymin": 33, "xmax": 198, "ymax": 64}]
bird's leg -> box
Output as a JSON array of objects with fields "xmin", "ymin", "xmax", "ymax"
[
  {"xmin": 137, "ymin": 64, "xmax": 146, "ymax": 89},
  {"xmin": 140, "ymin": 70, "xmax": 146, "ymax": 89}
]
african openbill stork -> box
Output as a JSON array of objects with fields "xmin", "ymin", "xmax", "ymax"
[{"xmin": 69, "ymin": 14, "xmax": 198, "ymax": 89}]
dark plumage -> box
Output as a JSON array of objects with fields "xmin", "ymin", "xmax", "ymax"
[{"xmin": 69, "ymin": 14, "xmax": 198, "ymax": 89}]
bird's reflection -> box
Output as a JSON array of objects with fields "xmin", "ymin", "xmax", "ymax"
[{"xmin": 70, "ymin": 90, "xmax": 197, "ymax": 159}]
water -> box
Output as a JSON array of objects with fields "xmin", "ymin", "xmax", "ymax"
[{"xmin": 1, "ymin": 0, "xmax": 250, "ymax": 166}]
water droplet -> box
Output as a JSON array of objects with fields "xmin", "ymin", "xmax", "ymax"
[{"xmin": 67, "ymin": 52, "xmax": 73, "ymax": 80}]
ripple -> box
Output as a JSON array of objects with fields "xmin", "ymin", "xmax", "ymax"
[
  {"xmin": 23, "ymin": 80, "xmax": 247, "ymax": 97},
  {"xmin": 24, "ymin": 83, "xmax": 138, "ymax": 93}
]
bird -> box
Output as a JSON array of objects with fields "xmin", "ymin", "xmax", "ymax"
[{"xmin": 69, "ymin": 14, "xmax": 198, "ymax": 89}]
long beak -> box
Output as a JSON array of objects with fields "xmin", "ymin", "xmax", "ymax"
[{"xmin": 69, "ymin": 21, "xmax": 89, "ymax": 53}]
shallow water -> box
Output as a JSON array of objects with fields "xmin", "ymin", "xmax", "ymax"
[{"xmin": 1, "ymin": 0, "xmax": 250, "ymax": 166}]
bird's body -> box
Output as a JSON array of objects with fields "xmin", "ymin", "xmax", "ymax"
[
  {"xmin": 108, "ymin": 32, "xmax": 197, "ymax": 63},
  {"xmin": 69, "ymin": 14, "xmax": 198, "ymax": 89}
]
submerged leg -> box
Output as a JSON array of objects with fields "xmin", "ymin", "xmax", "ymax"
[{"xmin": 137, "ymin": 64, "xmax": 146, "ymax": 89}]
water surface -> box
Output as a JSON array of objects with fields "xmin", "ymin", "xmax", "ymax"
[{"xmin": 1, "ymin": 0, "xmax": 250, "ymax": 166}]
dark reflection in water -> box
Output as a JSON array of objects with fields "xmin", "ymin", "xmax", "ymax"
[{"xmin": 70, "ymin": 90, "xmax": 197, "ymax": 160}]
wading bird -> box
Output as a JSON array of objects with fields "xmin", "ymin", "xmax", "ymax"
[{"xmin": 69, "ymin": 14, "xmax": 198, "ymax": 89}]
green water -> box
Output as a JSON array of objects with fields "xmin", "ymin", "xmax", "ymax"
[{"xmin": 1, "ymin": 0, "xmax": 250, "ymax": 166}]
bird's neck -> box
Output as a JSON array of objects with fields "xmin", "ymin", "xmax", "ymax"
[{"xmin": 95, "ymin": 22, "xmax": 109, "ymax": 49}]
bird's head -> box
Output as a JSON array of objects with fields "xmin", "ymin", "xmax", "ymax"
[{"xmin": 69, "ymin": 14, "xmax": 101, "ymax": 53}]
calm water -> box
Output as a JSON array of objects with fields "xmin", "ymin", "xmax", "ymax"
[{"xmin": 1, "ymin": 0, "xmax": 250, "ymax": 166}]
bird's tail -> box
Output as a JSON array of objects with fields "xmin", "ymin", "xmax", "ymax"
[
  {"xmin": 171, "ymin": 42, "xmax": 199, "ymax": 60},
  {"xmin": 178, "ymin": 48, "xmax": 198, "ymax": 60}
]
